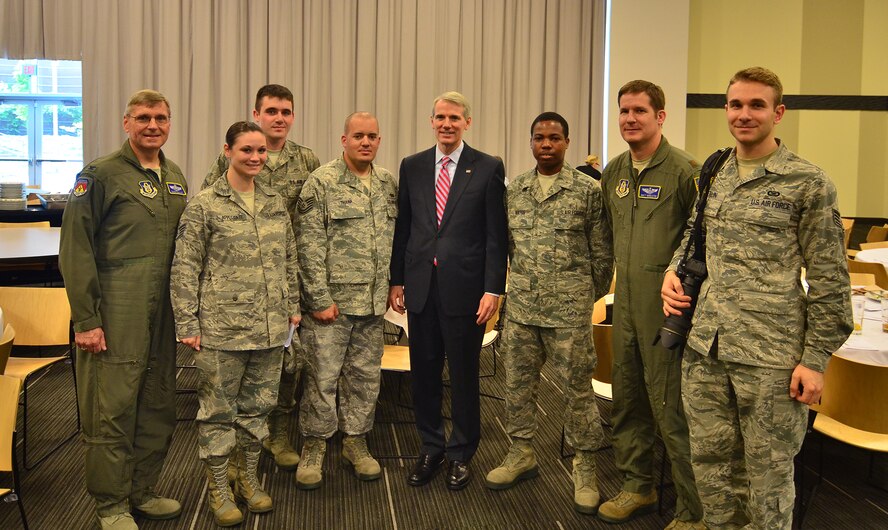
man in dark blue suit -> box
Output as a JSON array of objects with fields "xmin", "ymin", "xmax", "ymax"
[{"xmin": 388, "ymin": 91, "xmax": 508, "ymax": 490}]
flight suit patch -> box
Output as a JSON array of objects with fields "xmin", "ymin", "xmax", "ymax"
[
  {"xmin": 167, "ymin": 182, "xmax": 186, "ymax": 195},
  {"xmin": 638, "ymin": 185, "xmax": 661, "ymax": 200},
  {"xmin": 139, "ymin": 181, "xmax": 158, "ymax": 198},
  {"xmin": 616, "ymin": 178, "xmax": 630, "ymax": 198},
  {"xmin": 73, "ymin": 178, "xmax": 89, "ymax": 197}
]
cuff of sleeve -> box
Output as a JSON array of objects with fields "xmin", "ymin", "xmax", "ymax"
[
  {"xmin": 176, "ymin": 324, "xmax": 201, "ymax": 341},
  {"xmin": 73, "ymin": 315, "xmax": 103, "ymax": 334},
  {"xmin": 305, "ymin": 295, "xmax": 332, "ymax": 314},
  {"xmin": 800, "ymin": 352, "xmax": 829, "ymax": 374}
]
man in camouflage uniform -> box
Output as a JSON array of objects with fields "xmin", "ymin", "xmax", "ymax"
[
  {"xmin": 294, "ymin": 112, "xmax": 397, "ymax": 489},
  {"xmin": 598, "ymin": 81, "xmax": 704, "ymax": 529},
  {"xmin": 203, "ymin": 84, "xmax": 319, "ymax": 471},
  {"xmin": 60, "ymin": 90, "xmax": 185, "ymax": 530},
  {"xmin": 172, "ymin": 121, "xmax": 301, "ymax": 525},
  {"xmin": 485, "ymin": 112, "xmax": 613, "ymax": 515},
  {"xmin": 662, "ymin": 67, "xmax": 852, "ymax": 529}
]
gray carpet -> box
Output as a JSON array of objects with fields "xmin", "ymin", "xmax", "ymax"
[{"xmin": 1, "ymin": 343, "xmax": 887, "ymax": 529}]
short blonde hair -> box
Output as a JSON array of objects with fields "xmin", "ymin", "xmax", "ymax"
[
  {"xmin": 727, "ymin": 67, "xmax": 783, "ymax": 107},
  {"xmin": 125, "ymin": 89, "xmax": 170, "ymax": 117},
  {"xmin": 432, "ymin": 91, "xmax": 471, "ymax": 119}
]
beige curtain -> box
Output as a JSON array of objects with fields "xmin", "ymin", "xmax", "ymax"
[{"xmin": 1, "ymin": 0, "xmax": 603, "ymax": 191}]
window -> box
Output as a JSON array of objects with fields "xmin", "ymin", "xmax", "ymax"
[{"xmin": 0, "ymin": 59, "xmax": 83, "ymax": 193}]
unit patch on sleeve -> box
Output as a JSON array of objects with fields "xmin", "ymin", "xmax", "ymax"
[
  {"xmin": 637, "ymin": 185, "xmax": 661, "ymax": 200},
  {"xmin": 73, "ymin": 178, "xmax": 90, "ymax": 197}
]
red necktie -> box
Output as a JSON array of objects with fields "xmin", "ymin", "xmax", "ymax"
[{"xmin": 435, "ymin": 156, "xmax": 451, "ymax": 228}]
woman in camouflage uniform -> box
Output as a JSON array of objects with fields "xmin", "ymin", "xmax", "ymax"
[{"xmin": 171, "ymin": 122, "xmax": 301, "ymax": 527}]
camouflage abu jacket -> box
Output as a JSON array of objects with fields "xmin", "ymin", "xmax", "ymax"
[
  {"xmin": 295, "ymin": 157, "xmax": 398, "ymax": 316},
  {"xmin": 671, "ymin": 142, "xmax": 852, "ymax": 371},
  {"xmin": 505, "ymin": 164, "xmax": 614, "ymax": 328},
  {"xmin": 171, "ymin": 176, "xmax": 300, "ymax": 350}
]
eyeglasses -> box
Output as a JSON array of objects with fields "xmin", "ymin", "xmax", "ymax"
[{"xmin": 128, "ymin": 114, "xmax": 170, "ymax": 125}]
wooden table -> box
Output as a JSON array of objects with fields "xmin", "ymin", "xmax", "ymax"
[{"xmin": 0, "ymin": 227, "xmax": 61, "ymax": 262}]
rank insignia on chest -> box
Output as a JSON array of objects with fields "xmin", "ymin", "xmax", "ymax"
[
  {"xmin": 73, "ymin": 178, "xmax": 89, "ymax": 197},
  {"xmin": 167, "ymin": 182, "xmax": 186, "ymax": 195},
  {"xmin": 139, "ymin": 180, "xmax": 158, "ymax": 198},
  {"xmin": 616, "ymin": 178, "xmax": 630, "ymax": 198},
  {"xmin": 638, "ymin": 185, "xmax": 661, "ymax": 200}
]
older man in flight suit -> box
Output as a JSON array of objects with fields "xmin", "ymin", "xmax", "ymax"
[{"xmin": 60, "ymin": 89, "xmax": 186, "ymax": 530}]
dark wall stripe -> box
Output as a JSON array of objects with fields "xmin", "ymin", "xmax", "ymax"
[{"xmin": 687, "ymin": 93, "xmax": 888, "ymax": 111}]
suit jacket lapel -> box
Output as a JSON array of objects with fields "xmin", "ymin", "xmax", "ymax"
[{"xmin": 439, "ymin": 144, "xmax": 476, "ymax": 230}]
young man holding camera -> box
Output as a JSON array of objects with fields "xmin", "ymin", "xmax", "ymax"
[
  {"xmin": 661, "ymin": 67, "xmax": 852, "ymax": 529},
  {"xmin": 599, "ymin": 81, "xmax": 703, "ymax": 529}
]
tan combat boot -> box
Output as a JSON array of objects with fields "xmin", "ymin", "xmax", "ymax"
[
  {"xmin": 342, "ymin": 435, "xmax": 382, "ymax": 481},
  {"xmin": 98, "ymin": 514, "xmax": 138, "ymax": 530},
  {"xmin": 598, "ymin": 489, "xmax": 658, "ymax": 523},
  {"xmin": 572, "ymin": 450, "xmax": 601, "ymax": 515},
  {"xmin": 233, "ymin": 444, "xmax": 273, "ymax": 513},
  {"xmin": 98, "ymin": 502, "xmax": 138, "ymax": 530},
  {"xmin": 262, "ymin": 412, "xmax": 300, "ymax": 470},
  {"xmin": 295, "ymin": 437, "xmax": 326, "ymax": 490},
  {"xmin": 205, "ymin": 456, "xmax": 244, "ymax": 527},
  {"xmin": 130, "ymin": 487, "xmax": 182, "ymax": 520},
  {"xmin": 226, "ymin": 446, "xmax": 239, "ymax": 484},
  {"xmin": 484, "ymin": 439, "xmax": 539, "ymax": 490}
]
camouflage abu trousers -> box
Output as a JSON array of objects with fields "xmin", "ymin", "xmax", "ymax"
[
  {"xmin": 195, "ymin": 346, "xmax": 283, "ymax": 459},
  {"xmin": 501, "ymin": 319, "xmax": 605, "ymax": 452},
  {"xmin": 299, "ymin": 313, "xmax": 384, "ymax": 438},
  {"xmin": 683, "ymin": 348, "xmax": 806, "ymax": 530},
  {"xmin": 269, "ymin": 337, "xmax": 303, "ymax": 419}
]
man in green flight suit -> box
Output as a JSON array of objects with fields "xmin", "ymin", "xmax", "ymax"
[
  {"xmin": 60, "ymin": 89, "xmax": 186, "ymax": 530},
  {"xmin": 203, "ymin": 84, "xmax": 320, "ymax": 471},
  {"xmin": 598, "ymin": 81, "xmax": 704, "ymax": 528}
]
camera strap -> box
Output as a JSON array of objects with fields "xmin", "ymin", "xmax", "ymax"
[{"xmin": 681, "ymin": 147, "xmax": 733, "ymax": 265}]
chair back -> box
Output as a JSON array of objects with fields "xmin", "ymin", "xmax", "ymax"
[
  {"xmin": 591, "ymin": 297, "xmax": 607, "ymax": 325},
  {"xmin": 0, "ymin": 374, "xmax": 21, "ymax": 473},
  {"xmin": 860, "ymin": 241, "xmax": 888, "ymax": 251},
  {"xmin": 864, "ymin": 225, "xmax": 888, "ymax": 244},
  {"xmin": 847, "ymin": 259, "xmax": 888, "ymax": 289},
  {"xmin": 841, "ymin": 218, "xmax": 854, "ymax": 249},
  {"xmin": 0, "ymin": 287, "xmax": 71, "ymax": 346},
  {"xmin": 849, "ymin": 272, "xmax": 876, "ymax": 286},
  {"xmin": 812, "ymin": 355, "xmax": 888, "ymax": 435},
  {"xmin": 0, "ymin": 324, "xmax": 14, "ymax": 374},
  {"xmin": 0, "ymin": 221, "xmax": 50, "ymax": 228},
  {"xmin": 592, "ymin": 322, "xmax": 613, "ymax": 384}
]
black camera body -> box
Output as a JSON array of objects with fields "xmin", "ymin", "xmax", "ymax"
[{"xmin": 655, "ymin": 257, "xmax": 707, "ymax": 350}]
